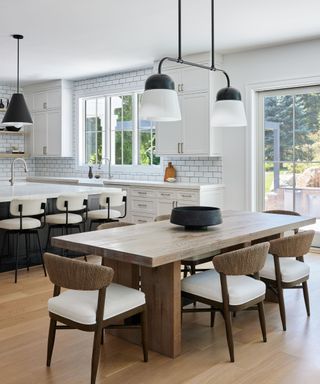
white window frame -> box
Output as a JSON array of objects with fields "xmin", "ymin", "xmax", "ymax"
[
  {"xmin": 245, "ymin": 74, "xmax": 320, "ymax": 212},
  {"xmin": 78, "ymin": 90, "xmax": 161, "ymax": 172}
]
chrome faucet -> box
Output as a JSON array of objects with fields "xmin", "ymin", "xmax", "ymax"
[
  {"xmin": 9, "ymin": 158, "xmax": 28, "ymax": 186},
  {"xmin": 102, "ymin": 157, "xmax": 113, "ymax": 179}
]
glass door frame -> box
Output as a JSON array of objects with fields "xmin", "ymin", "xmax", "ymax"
[{"xmin": 257, "ymin": 85, "xmax": 320, "ymax": 212}]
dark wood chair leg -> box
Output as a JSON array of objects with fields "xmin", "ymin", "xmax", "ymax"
[
  {"xmin": 25, "ymin": 233, "xmax": 30, "ymax": 271},
  {"xmin": 183, "ymin": 265, "xmax": 188, "ymax": 278},
  {"xmin": 277, "ymin": 284, "xmax": 287, "ymax": 331},
  {"xmin": 191, "ymin": 265, "xmax": 196, "ymax": 275},
  {"xmin": 100, "ymin": 329, "xmax": 105, "ymax": 345},
  {"xmin": 141, "ymin": 309, "xmax": 148, "ymax": 362},
  {"xmin": 302, "ymin": 281, "xmax": 310, "ymax": 316},
  {"xmin": 47, "ymin": 319, "xmax": 57, "ymax": 367},
  {"xmin": 91, "ymin": 327, "xmax": 102, "ymax": 384},
  {"xmin": 210, "ymin": 306, "xmax": 215, "ymax": 328},
  {"xmin": 257, "ymin": 302, "xmax": 267, "ymax": 342},
  {"xmin": 223, "ymin": 307, "xmax": 234, "ymax": 362},
  {"xmin": 36, "ymin": 230, "xmax": 47, "ymax": 277},
  {"xmin": 14, "ymin": 233, "xmax": 20, "ymax": 284}
]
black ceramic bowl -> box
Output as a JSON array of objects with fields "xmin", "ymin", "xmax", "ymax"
[{"xmin": 170, "ymin": 206, "xmax": 222, "ymax": 230}]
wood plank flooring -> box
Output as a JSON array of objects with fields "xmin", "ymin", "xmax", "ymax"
[{"xmin": 1, "ymin": 254, "xmax": 320, "ymax": 384}]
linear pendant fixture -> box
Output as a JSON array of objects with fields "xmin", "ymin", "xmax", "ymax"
[
  {"xmin": 2, "ymin": 34, "xmax": 33, "ymax": 128},
  {"xmin": 140, "ymin": 0, "xmax": 247, "ymax": 127}
]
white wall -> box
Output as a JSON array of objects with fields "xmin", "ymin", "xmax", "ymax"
[{"xmin": 221, "ymin": 38, "xmax": 320, "ymax": 210}]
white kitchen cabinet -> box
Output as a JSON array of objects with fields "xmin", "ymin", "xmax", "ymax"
[
  {"xmin": 155, "ymin": 55, "xmax": 224, "ymax": 157},
  {"xmin": 127, "ymin": 184, "xmax": 224, "ymax": 222},
  {"xmin": 24, "ymin": 80, "xmax": 72, "ymax": 157}
]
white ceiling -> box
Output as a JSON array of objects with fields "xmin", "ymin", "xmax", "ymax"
[{"xmin": 0, "ymin": 0, "xmax": 320, "ymax": 84}]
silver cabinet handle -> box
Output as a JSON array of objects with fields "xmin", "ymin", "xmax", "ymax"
[
  {"xmin": 138, "ymin": 191, "xmax": 147, "ymax": 195},
  {"xmin": 43, "ymin": 102, "xmax": 47, "ymax": 110},
  {"xmin": 137, "ymin": 203, "xmax": 147, "ymax": 208},
  {"xmin": 181, "ymin": 194, "xmax": 192, "ymax": 198},
  {"xmin": 172, "ymin": 201, "xmax": 175, "ymax": 208},
  {"xmin": 161, "ymin": 193, "xmax": 170, "ymax": 197},
  {"xmin": 178, "ymin": 84, "xmax": 181, "ymax": 92},
  {"xmin": 175, "ymin": 201, "xmax": 178, "ymax": 207},
  {"xmin": 181, "ymin": 84, "xmax": 184, "ymax": 92},
  {"xmin": 181, "ymin": 142, "xmax": 183, "ymax": 153},
  {"xmin": 178, "ymin": 143, "xmax": 180, "ymax": 153},
  {"xmin": 43, "ymin": 146, "xmax": 47, "ymax": 155}
]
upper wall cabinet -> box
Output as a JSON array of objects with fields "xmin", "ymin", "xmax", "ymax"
[
  {"xmin": 24, "ymin": 80, "xmax": 73, "ymax": 157},
  {"xmin": 155, "ymin": 54, "xmax": 225, "ymax": 157}
]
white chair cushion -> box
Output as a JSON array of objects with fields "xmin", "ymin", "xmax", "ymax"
[
  {"xmin": 0, "ymin": 217, "xmax": 41, "ymax": 230},
  {"xmin": 181, "ymin": 269, "xmax": 266, "ymax": 306},
  {"xmin": 88, "ymin": 209, "xmax": 122, "ymax": 220},
  {"xmin": 45, "ymin": 213, "xmax": 83, "ymax": 225},
  {"xmin": 260, "ymin": 253, "xmax": 310, "ymax": 283},
  {"xmin": 48, "ymin": 283, "xmax": 145, "ymax": 325}
]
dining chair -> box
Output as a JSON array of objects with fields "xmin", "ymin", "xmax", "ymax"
[
  {"xmin": 260, "ymin": 230, "xmax": 314, "ymax": 331},
  {"xmin": 0, "ymin": 198, "xmax": 47, "ymax": 283},
  {"xmin": 44, "ymin": 252, "xmax": 148, "ymax": 384},
  {"xmin": 45, "ymin": 194, "xmax": 88, "ymax": 251},
  {"xmin": 154, "ymin": 214, "xmax": 220, "ymax": 276},
  {"xmin": 88, "ymin": 190, "xmax": 127, "ymax": 230},
  {"xmin": 181, "ymin": 242, "xmax": 269, "ymax": 362}
]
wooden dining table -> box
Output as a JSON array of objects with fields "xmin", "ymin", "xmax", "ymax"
[{"xmin": 52, "ymin": 210, "xmax": 315, "ymax": 358}]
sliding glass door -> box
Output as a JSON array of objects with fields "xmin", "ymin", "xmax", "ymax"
[{"xmin": 259, "ymin": 87, "xmax": 320, "ymax": 228}]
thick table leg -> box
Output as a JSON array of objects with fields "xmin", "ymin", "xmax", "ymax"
[{"xmin": 141, "ymin": 261, "xmax": 181, "ymax": 358}]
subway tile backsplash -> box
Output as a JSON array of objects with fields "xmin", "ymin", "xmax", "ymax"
[{"xmin": 0, "ymin": 71, "xmax": 223, "ymax": 184}]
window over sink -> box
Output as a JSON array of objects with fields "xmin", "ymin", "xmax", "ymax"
[{"xmin": 79, "ymin": 92, "xmax": 160, "ymax": 167}]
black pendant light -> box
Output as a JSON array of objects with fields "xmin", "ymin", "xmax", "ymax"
[
  {"xmin": 2, "ymin": 34, "xmax": 33, "ymax": 128},
  {"xmin": 140, "ymin": 0, "xmax": 247, "ymax": 127}
]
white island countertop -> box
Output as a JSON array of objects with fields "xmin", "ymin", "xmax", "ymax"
[
  {"xmin": 26, "ymin": 176, "xmax": 224, "ymax": 190},
  {"xmin": 0, "ymin": 182, "xmax": 119, "ymax": 203}
]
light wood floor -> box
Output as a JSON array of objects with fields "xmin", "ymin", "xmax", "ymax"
[{"xmin": 1, "ymin": 254, "xmax": 320, "ymax": 384}]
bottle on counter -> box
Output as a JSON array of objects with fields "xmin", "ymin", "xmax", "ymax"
[
  {"xmin": 0, "ymin": 99, "xmax": 4, "ymax": 109},
  {"xmin": 88, "ymin": 165, "xmax": 93, "ymax": 179},
  {"xmin": 164, "ymin": 162, "xmax": 176, "ymax": 182}
]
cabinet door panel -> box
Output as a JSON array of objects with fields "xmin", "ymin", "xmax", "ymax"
[
  {"xmin": 47, "ymin": 89, "xmax": 61, "ymax": 110},
  {"xmin": 182, "ymin": 93, "xmax": 209, "ymax": 155},
  {"xmin": 155, "ymin": 119, "xmax": 182, "ymax": 155},
  {"xmin": 47, "ymin": 110, "xmax": 61, "ymax": 156},
  {"xmin": 33, "ymin": 112, "xmax": 47, "ymax": 156},
  {"xmin": 158, "ymin": 200, "xmax": 175, "ymax": 216},
  {"xmin": 181, "ymin": 67, "xmax": 209, "ymax": 93},
  {"xmin": 34, "ymin": 92, "xmax": 48, "ymax": 111}
]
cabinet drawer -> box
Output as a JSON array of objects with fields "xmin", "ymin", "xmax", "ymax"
[
  {"xmin": 131, "ymin": 214, "xmax": 154, "ymax": 224},
  {"xmin": 131, "ymin": 199, "xmax": 156, "ymax": 213},
  {"xmin": 157, "ymin": 190, "xmax": 177, "ymax": 200},
  {"xmin": 131, "ymin": 188, "xmax": 156, "ymax": 198},
  {"xmin": 177, "ymin": 191, "xmax": 199, "ymax": 201}
]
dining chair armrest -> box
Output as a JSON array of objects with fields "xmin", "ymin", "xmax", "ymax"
[
  {"xmin": 213, "ymin": 243, "xmax": 269, "ymax": 276},
  {"xmin": 44, "ymin": 252, "xmax": 114, "ymax": 290},
  {"xmin": 269, "ymin": 230, "xmax": 315, "ymax": 257}
]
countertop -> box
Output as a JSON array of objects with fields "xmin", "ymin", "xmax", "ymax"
[
  {"xmin": 0, "ymin": 182, "xmax": 119, "ymax": 203},
  {"xmin": 26, "ymin": 176, "xmax": 224, "ymax": 190}
]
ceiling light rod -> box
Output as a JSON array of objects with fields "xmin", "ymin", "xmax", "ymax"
[
  {"xmin": 13, "ymin": 34, "xmax": 23, "ymax": 93},
  {"xmin": 157, "ymin": 0, "xmax": 230, "ymax": 87}
]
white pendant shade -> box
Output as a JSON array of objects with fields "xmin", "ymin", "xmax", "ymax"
[
  {"xmin": 212, "ymin": 100, "xmax": 247, "ymax": 128},
  {"xmin": 140, "ymin": 89, "xmax": 181, "ymax": 122}
]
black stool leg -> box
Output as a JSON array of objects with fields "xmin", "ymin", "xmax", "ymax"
[
  {"xmin": 25, "ymin": 233, "xmax": 30, "ymax": 272},
  {"xmin": 14, "ymin": 233, "xmax": 20, "ymax": 284},
  {"xmin": 0, "ymin": 231, "xmax": 8, "ymax": 265},
  {"xmin": 45, "ymin": 226, "xmax": 52, "ymax": 251},
  {"xmin": 36, "ymin": 231, "xmax": 47, "ymax": 277}
]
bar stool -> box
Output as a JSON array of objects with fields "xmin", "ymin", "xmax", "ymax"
[
  {"xmin": 45, "ymin": 194, "xmax": 88, "ymax": 251},
  {"xmin": 0, "ymin": 198, "xmax": 47, "ymax": 283},
  {"xmin": 88, "ymin": 190, "xmax": 127, "ymax": 230}
]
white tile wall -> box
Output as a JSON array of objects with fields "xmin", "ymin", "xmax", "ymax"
[
  {"xmin": 1, "ymin": 69, "xmax": 223, "ymax": 185},
  {"xmin": 0, "ymin": 85, "xmax": 35, "ymax": 179}
]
